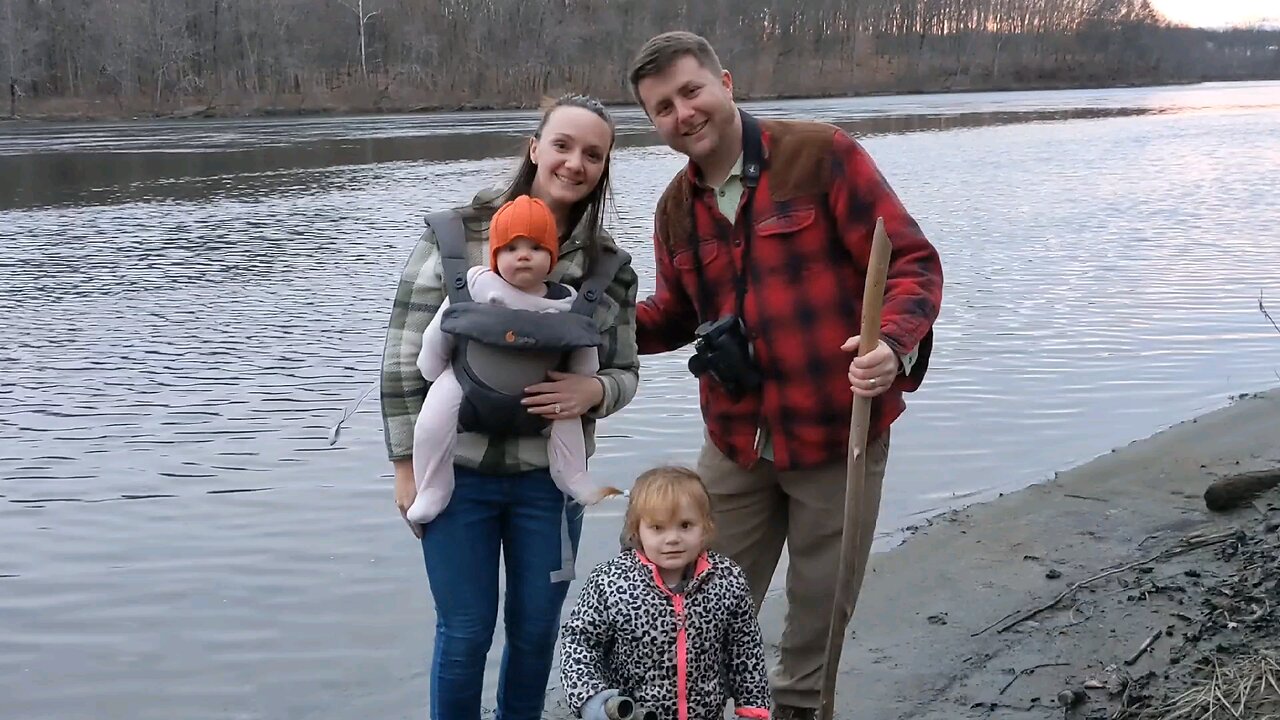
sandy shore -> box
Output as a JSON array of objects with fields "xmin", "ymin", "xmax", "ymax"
[{"xmin": 783, "ymin": 388, "xmax": 1280, "ymax": 719}]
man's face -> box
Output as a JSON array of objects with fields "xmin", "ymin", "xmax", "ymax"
[{"xmin": 636, "ymin": 54, "xmax": 737, "ymax": 166}]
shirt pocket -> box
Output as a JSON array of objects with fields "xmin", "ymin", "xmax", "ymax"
[
  {"xmin": 753, "ymin": 204, "xmax": 817, "ymax": 238},
  {"xmin": 752, "ymin": 203, "xmax": 830, "ymax": 277},
  {"xmin": 671, "ymin": 238, "xmax": 722, "ymax": 270}
]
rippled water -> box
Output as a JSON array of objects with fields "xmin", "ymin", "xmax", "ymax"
[{"xmin": 2, "ymin": 81, "xmax": 1279, "ymax": 720}]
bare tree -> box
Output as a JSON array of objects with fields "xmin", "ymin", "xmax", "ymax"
[
  {"xmin": 335, "ymin": 0, "xmax": 380, "ymax": 77},
  {"xmin": 2, "ymin": 0, "xmax": 19, "ymax": 117},
  {"xmin": 4, "ymin": 0, "xmax": 1276, "ymax": 118}
]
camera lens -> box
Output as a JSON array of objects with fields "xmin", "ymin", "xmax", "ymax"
[{"xmin": 688, "ymin": 353, "xmax": 707, "ymax": 377}]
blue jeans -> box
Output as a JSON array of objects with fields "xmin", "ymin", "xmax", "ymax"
[{"xmin": 420, "ymin": 465, "xmax": 583, "ymax": 720}]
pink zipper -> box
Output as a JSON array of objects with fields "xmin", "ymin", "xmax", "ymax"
[
  {"xmin": 636, "ymin": 552, "xmax": 711, "ymax": 720},
  {"xmin": 674, "ymin": 593, "xmax": 688, "ymax": 720}
]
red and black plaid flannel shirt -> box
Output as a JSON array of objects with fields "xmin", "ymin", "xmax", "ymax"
[{"xmin": 637, "ymin": 119, "xmax": 944, "ymax": 471}]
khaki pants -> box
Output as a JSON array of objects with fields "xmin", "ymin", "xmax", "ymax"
[{"xmin": 697, "ymin": 430, "xmax": 890, "ymax": 709}]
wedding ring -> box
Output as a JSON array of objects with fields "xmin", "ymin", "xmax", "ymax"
[
  {"xmin": 869, "ymin": 378, "xmax": 877, "ymax": 387},
  {"xmin": 554, "ymin": 403, "xmax": 562, "ymax": 414}
]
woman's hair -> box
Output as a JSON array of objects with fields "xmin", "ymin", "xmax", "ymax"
[
  {"xmin": 494, "ymin": 93, "xmax": 616, "ymax": 271},
  {"xmin": 622, "ymin": 466, "xmax": 715, "ymax": 548}
]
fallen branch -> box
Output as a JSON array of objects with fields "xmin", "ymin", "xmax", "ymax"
[
  {"xmin": 1204, "ymin": 469, "xmax": 1280, "ymax": 512},
  {"xmin": 1064, "ymin": 493, "xmax": 1109, "ymax": 503},
  {"xmin": 1057, "ymin": 602, "xmax": 1095, "ymax": 632},
  {"xmin": 999, "ymin": 662, "xmax": 1070, "ymax": 695},
  {"xmin": 1261, "ymin": 291, "xmax": 1280, "ymax": 335},
  {"xmin": 1124, "ymin": 628, "xmax": 1164, "ymax": 666},
  {"xmin": 973, "ymin": 530, "xmax": 1238, "ymax": 636}
]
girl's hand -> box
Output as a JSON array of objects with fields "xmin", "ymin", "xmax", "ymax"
[{"xmin": 523, "ymin": 371, "xmax": 605, "ymax": 421}]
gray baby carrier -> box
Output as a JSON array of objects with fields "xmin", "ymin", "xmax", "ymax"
[{"xmin": 426, "ymin": 209, "xmax": 623, "ymax": 438}]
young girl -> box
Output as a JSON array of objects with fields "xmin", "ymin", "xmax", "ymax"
[{"xmin": 559, "ymin": 466, "xmax": 772, "ymax": 720}]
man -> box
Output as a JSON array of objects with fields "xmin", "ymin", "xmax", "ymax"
[{"xmin": 629, "ymin": 31, "xmax": 944, "ymax": 718}]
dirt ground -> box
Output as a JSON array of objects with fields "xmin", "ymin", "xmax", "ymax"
[{"xmin": 775, "ymin": 389, "xmax": 1280, "ymax": 719}]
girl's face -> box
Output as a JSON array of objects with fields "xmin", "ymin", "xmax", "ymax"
[
  {"xmin": 528, "ymin": 106, "xmax": 612, "ymax": 217},
  {"xmin": 637, "ymin": 496, "xmax": 708, "ymax": 577}
]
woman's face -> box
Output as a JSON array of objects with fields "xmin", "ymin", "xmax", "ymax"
[{"xmin": 528, "ymin": 106, "xmax": 613, "ymax": 219}]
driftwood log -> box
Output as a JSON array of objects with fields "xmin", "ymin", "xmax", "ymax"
[{"xmin": 1204, "ymin": 469, "xmax": 1280, "ymax": 512}]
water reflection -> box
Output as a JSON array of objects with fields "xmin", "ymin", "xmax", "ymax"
[{"xmin": 11, "ymin": 90, "xmax": 1274, "ymax": 211}]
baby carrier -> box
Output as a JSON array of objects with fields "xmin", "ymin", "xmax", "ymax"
[{"xmin": 426, "ymin": 209, "xmax": 623, "ymax": 437}]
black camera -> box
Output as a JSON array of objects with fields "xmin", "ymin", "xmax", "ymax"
[{"xmin": 687, "ymin": 316, "xmax": 763, "ymax": 400}]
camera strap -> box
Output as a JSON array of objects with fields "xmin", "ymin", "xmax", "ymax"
[{"xmin": 688, "ymin": 108, "xmax": 765, "ymax": 324}]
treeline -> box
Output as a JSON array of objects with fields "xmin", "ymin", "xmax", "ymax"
[{"xmin": 2, "ymin": 0, "xmax": 1278, "ymax": 119}]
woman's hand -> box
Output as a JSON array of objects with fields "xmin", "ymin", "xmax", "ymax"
[
  {"xmin": 523, "ymin": 371, "xmax": 605, "ymax": 421},
  {"xmin": 393, "ymin": 460, "xmax": 422, "ymax": 539}
]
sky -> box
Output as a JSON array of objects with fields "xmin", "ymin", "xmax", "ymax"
[{"xmin": 1150, "ymin": 0, "xmax": 1278, "ymax": 28}]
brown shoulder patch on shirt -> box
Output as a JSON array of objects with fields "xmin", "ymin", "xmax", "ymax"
[{"xmin": 760, "ymin": 119, "xmax": 837, "ymax": 202}]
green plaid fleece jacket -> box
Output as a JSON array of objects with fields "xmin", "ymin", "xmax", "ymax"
[{"xmin": 380, "ymin": 190, "xmax": 640, "ymax": 473}]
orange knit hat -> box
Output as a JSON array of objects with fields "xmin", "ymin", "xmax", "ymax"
[{"xmin": 489, "ymin": 196, "xmax": 559, "ymax": 272}]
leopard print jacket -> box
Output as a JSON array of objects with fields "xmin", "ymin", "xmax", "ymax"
[{"xmin": 559, "ymin": 549, "xmax": 771, "ymax": 720}]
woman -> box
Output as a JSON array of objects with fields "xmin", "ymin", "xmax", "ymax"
[{"xmin": 379, "ymin": 94, "xmax": 639, "ymax": 720}]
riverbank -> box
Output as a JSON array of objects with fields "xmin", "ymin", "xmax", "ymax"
[
  {"xmin": 0, "ymin": 75, "xmax": 1239, "ymax": 124},
  {"xmin": 789, "ymin": 388, "xmax": 1279, "ymax": 718}
]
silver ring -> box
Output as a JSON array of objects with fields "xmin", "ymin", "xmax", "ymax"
[
  {"xmin": 869, "ymin": 378, "xmax": 877, "ymax": 387},
  {"xmin": 554, "ymin": 403, "xmax": 562, "ymax": 414}
]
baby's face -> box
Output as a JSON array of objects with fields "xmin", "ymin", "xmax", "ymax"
[{"xmin": 496, "ymin": 236, "xmax": 552, "ymax": 291}]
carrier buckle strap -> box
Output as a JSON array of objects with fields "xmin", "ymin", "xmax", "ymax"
[
  {"xmin": 549, "ymin": 497, "xmax": 578, "ymax": 583},
  {"xmin": 425, "ymin": 210, "xmax": 472, "ymax": 305}
]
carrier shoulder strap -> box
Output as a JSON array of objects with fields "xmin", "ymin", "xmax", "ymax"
[
  {"xmin": 568, "ymin": 247, "xmax": 625, "ymax": 317},
  {"xmin": 424, "ymin": 210, "xmax": 471, "ymax": 305}
]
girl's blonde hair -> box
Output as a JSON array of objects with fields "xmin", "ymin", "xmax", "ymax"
[{"xmin": 622, "ymin": 466, "xmax": 715, "ymax": 548}]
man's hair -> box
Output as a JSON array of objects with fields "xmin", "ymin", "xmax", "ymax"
[{"xmin": 628, "ymin": 31, "xmax": 724, "ymax": 105}]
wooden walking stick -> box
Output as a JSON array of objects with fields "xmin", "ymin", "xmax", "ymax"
[{"xmin": 818, "ymin": 217, "xmax": 893, "ymax": 720}]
